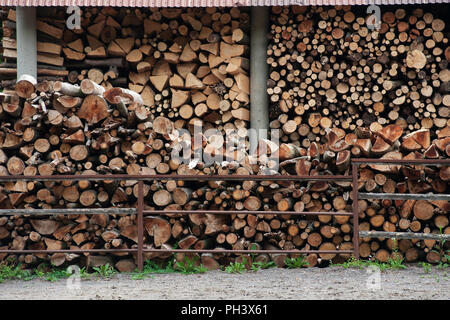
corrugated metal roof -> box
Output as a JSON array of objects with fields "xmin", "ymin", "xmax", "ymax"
[{"xmin": 0, "ymin": 0, "xmax": 448, "ymax": 6}]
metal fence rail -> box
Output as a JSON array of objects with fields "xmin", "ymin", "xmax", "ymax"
[
  {"xmin": 359, "ymin": 231, "xmax": 450, "ymax": 241},
  {"xmin": 358, "ymin": 193, "xmax": 450, "ymax": 201},
  {"xmin": 2, "ymin": 158, "xmax": 445, "ymax": 270},
  {"xmin": 0, "ymin": 173, "xmax": 356, "ymax": 271}
]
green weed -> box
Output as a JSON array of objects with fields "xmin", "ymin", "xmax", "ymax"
[
  {"xmin": 419, "ymin": 262, "xmax": 433, "ymax": 274},
  {"xmin": 43, "ymin": 268, "xmax": 72, "ymax": 282},
  {"xmin": 335, "ymin": 240, "xmax": 406, "ymax": 271},
  {"xmin": 225, "ymin": 261, "xmax": 247, "ymax": 274},
  {"xmin": 444, "ymin": 252, "xmax": 450, "ymax": 264},
  {"xmin": 430, "ymin": 228, "xmax": 450, "ymax": 265},
  {"xmin": 130, "ymin": 258, "xmax": 210, "ymax": 279},
  {"xmin": 174, "ymin": 256, "xmax": 208, "ymax": 274},
  {"xmin": 333, "ymin": 257, "xmax": 368, "ymax": 269},
  {"xmin": 284, "ymin": 256, "xmax": 309, "ymax": 269},
  {"xmin": 40, "ymin": 265, "xmax": 90, "ymax": 281},
  {"xmin": 333, "ymin": 256, "xmax": 406, "ymax": 272},
  {"xmin": 1, "ymin": 262, "xmax": 95, "ymax": 283},
  {"xmin": 250, "ymin": 261, "xmax": 276, "ymax": 272},
  {"xmin": 0, "ymin": 263, "xmax": 34, "ymax": 282},
  {"xmin": 130, "ymin": 272, "xmax": 154, "ymax": 280},
  {"xmin": 34, "ymin": 269, "xmax": 45, "ymax": 278},
  {"xmin": 144, "ymin": 260, "xmax": 176, "ymax": 274},
  {"xmin": 92, "ymin": 263, "xmax": 116, "ymax": 279},
  {"xmin": 79, "ymin": 267, "xmax": 91, "ymax": 279},
  {"xmin": 386, "ymin": 255, "xmax": 407, "ymax": 270},
  {"xmin": 386, "ymin": 239, "xmax": 406, "ymax": 270},
  {"xmin": 437, "ymin": 248, "xmax": 450, "ymax": 269}
]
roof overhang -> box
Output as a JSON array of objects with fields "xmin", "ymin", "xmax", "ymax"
[{"xmin": 0, "ymin": 0, "xmax": 448, "ymax": 7}]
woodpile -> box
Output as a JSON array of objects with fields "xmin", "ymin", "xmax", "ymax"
[
  {"xmin": 0, "ymin": 5, "xmax": 448, "ymax": 271},
  {"xmin": 267, "ymin": 6, "xmax": 450, "ymax": 146},
  {"xmin": 0, "ymin": 76, "xmax": 448, "ymax": 269},
  {"xmin": 266, "ymin": 5, "xmax": 449, "ymax": 265},
  {"xmin": 0, "ymin": 75, "xmax": 331, "ymax": 270},
  {"xmin": 1, "ymin": 7, "xmax": 251, "ymax": 141}
]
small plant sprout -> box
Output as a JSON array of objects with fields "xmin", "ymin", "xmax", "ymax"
[
  {"xmin": 174, "ymin": 256, "xmax": 208, "ymax": 274},
  {"xmin": 92, "ymin": 264, "xmax": 117, "ymax": 279},
  {"xmin": 284, "ymin": 256, "xmax": 309, "ymax": 269},
  {"xmin": 250, "ymin": 261, "xmax": 276, "ymax": 272},
  {"xmin": 386, "ymin": 239, "xmax": 406, "ymax": 270},
  {"xmin": 225, "ymin": 261, "xmax": 247, "ymax": 274},
  {"xmin": 419, "ymin": 262, "xmax": 432, "ymax": 274}
]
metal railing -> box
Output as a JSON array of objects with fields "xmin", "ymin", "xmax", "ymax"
[
  {"xmin": 0, "ymin": 173, "xmax": 356, "ymax": 271},
  {"xmin": 2, "ymin": 158, "xmax": 446, "ymax": 270}
]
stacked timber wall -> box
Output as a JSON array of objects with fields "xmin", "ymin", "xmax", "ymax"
[
  {"xmin": 267, "ymin": 5, "xmax": 449, "ymax": 264},
  {"xmin": 0, "ymin": 5, "xmax": 448, "ymax": 271}
]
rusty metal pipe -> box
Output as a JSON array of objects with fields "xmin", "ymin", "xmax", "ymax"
[
  {"xmin": 0, "ymin": 174, "xmax": 352, "ymax": 182},
  {"xmin": 143, "ymin": 210, "xmax": 353, "ymax": 216},
  {"xmin": 0, "ymin": 249, "xmax": 138, "ymax": 254},
  {"xmin": 352, "ymin": 159, "xmax": 450, "ymax": 165},
  {"xmin": 142, "ymin": 249, "xmax": 353, "ymax": 254},
  {"xmin": 137, "ymin": 181, "xmax": 144, "ymax": 271},
  {"xmin": 352, "ymin": 163, "xmax": 360, "ymax": 260}
]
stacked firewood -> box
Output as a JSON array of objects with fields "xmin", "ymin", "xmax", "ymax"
[
  {"xmin": 0, "ymin": 5, "xmax": 448, "ymax": 271},
  {"xmin": 267, "ymin": 6, "xmax": 449, "ymax": 146},
  {"xmin": 319, "ymin": 125, "xmax": 449, "ymax": 264},
  {"xmin": 0, "ymin": 76, "xmax": 321, "ymax": 271},
  {"xmin": 0, "ymin": 76, "xmax": 448, "ymax": 271},
  {"xmin": 266, "ymin": 5, "xmax": 449, "ymax": 265},
  {"xmin": 1, "ymin": 7, "xmax": 251, "ymax": 140}
]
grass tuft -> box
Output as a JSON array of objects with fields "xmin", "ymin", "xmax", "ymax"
[
  {"xmin": 284, "ymin": 256, "xmax": 309, "ymax": 269},
  {"xmin": 224, "ymin": 261, "xmax": 247, "ymax": 274},
  {"xmin": 92, "ymin": 263, "xmax": 117, "ymax": 279},
  {"xmin": 0, "ymin": 263, "xmax": 33, "ymax": 282},
  {"xmin": 174, "ymin": 256, "xmax": 208, "ymax": 274}
]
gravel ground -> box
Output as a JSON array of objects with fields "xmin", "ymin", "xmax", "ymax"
[{"xmin": 0, "ymin": 266, "xmax": 448, "ymax": 300}]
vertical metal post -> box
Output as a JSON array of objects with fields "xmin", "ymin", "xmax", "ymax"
[
  {"xmin": 137, "ymin": 181, "xmax": 144, "ymax": 271},
  {"xmin": 16, "ymin": 7, "xmax": 37, "ymax": 79},
  {"xmin": 352, "ymin": 163, "xmax": 360, "ymax": 259},
  {"xmin": 249, "ymin": 6, "xmax": 269, "ymax": 155}
]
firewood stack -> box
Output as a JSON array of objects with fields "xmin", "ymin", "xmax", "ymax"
[
  {"xmin": 0, "ymin": 75, "xmax": 448, "ymax": 269},
  {"xmin": 0, "ymin": 75, "xmax": 336, "ymax": 271},
  {"xmin": 0, "ymin": 5, "xmax": 448, "ymax": 271},
  {"xmin": 305, "ymin": 124, "xmax": 449, "ymax": 264},
  {"xmin": 267, "ymin": 6, "xmax": 449, "ymax": 146},
  {"xmin": 266, "ymin": 5, "xmax": 449, "ymax": 265},
  {"xmin": 1, "ymin": 7, "xmax": 251, "ymax": 141}
]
